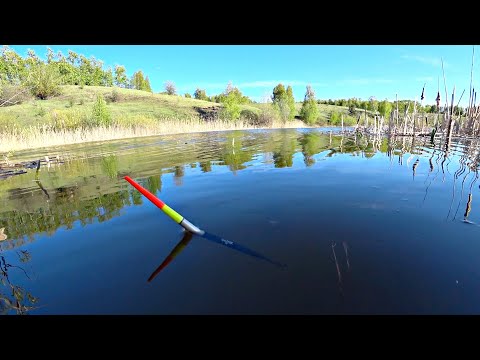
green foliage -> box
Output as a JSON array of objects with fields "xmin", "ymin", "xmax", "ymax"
[
  {"xmin": 90, "ymin": 94, "xmax": 111, "ymax": 126},
  {"xmin": 103, "ymin": 67, "xmax": 114, "ymax": 87},
  {"xmin": 114, "ymin": 65, "xmax": 128, "ymax": 87},
  {"xmin": 194, "ymin": 88, "xmax": 208, "ymax": 101},
  {"xmin": 286, "ymin": 86, "xmax": 296, "ymax": 120},
  {"xmin": 378, "ymin": 99, "xmax": 392, "ymax": 118},
  {"xmin": 348, "ymin": 103, "xmax": 356, "ymax": 115},
  {"xmin": 272, "ymin": 84, "xmax": 290, "ymax": 123},
  {"xmin": 368, "ymin": 96, "xmax": 378, "ymax": 114},
  {"xmin": 240, "ymin": 109, "xmax": 259, "ymax": 125},
  {"xmin": 36, "ymin": 106, "xmax": 46, "ymax": 117},
  {"xmin": 144, "ymin": 76, "xmax": 152, "ymax": 93},
  {"xmin": 25, "ymin": 63, "xmax": 61, "ymax": 100},
  {"xmin": 164, "ymin": 81, "xmax": 176, "ymax": 95},
  {"xmin": 300, "ymin": 85, "xmax": 319, "ymax": 125},
  {"xmin": 220, "ymin": 83, "xmax": 242, "ymax": 120},
  {"xmin": 184, "ymin": 93, "xmax": 191, "ymax": 98}
]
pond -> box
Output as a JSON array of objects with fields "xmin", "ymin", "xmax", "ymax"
[{"xmin": 0, "ymin": 128, "xmax": 479, "ymax": 314}]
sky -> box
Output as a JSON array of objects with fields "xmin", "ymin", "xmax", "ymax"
[{"xmin": 7, "ymin": 45, "xmax": 478, "ymax": 106}]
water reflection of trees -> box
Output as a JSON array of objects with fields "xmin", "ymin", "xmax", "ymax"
[
  {"xmin": 273, "ymin": 132, "xmax": 297, "ymax": 168},
  {"xmin": 0, "ymin": 250, "xmax": 38, "ymax": 315},
  {"xmin": 0, "ymin": 175, "xmax": 164, "ymax": 250}
]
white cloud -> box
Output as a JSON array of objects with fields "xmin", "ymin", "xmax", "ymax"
[{"xmin": 401, "ymin": 54, "xmax": 449, "ymax": 68}]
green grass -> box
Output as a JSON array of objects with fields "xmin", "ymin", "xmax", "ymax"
[{"xmin": 0, "ymin": 85, "xmax": 225, "ymax": 126}]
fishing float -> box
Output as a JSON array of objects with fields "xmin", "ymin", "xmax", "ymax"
[{"xmin": 124, "ymin": 175, "xmax": 286, "ymax": 269}]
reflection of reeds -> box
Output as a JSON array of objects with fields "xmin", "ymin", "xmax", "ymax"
[
  {"xmin": 342, "ymin": 242, "xmax": 350, "ymax": 271},
  {"xmin": 464, "ymin": 193, "xmax": 473, "ymax": 220},
  {"xmin": 331, "ymin": 242, "xmax": 342, "ymax": 285}
]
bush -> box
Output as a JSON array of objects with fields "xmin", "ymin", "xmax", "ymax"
[
  {"xmin": 25, "ymin": 63, "xmax": 61, "ymax": 100},
  {"xmin": 36, "ymin": 106, "xmax": 46, "ymax": 117},
  {"xmin": 184, "ymin": 93, "xmax": 192, "ymax": 98},
  {"xmin": 240, "ymin": 109, "xmax": 259, "ymax": 125},
  {"xmin": 89, "ymin": 95, "xmax": 111, "ymax": 127},
  {"xmin": 106, "ymin": 87, "xmax": 122, "ymax": 103}
]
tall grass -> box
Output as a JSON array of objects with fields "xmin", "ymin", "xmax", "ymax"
[{"xmin": 0, "ymin": 116, "xmax": 308, "ymax": 153}]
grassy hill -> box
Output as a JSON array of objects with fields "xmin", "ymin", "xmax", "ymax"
[{"xmin": 1, "ymin": 85, "xmax": 362, "ymax": 128}]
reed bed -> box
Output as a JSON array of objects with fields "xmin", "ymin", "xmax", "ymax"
[{"xmin": 0, "ymin": 117, "xmax": 307, "ymax": 153}]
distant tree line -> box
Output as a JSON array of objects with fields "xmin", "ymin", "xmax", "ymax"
[
  {"xmin": 317, "ymin": 97, "xmax": 462, "ymax": 115},
  {"xmin": 0, "ymin": 46, "xmax": 152, "ymax": 102}
]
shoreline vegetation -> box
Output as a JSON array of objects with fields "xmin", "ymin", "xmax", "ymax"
[{"xmin": 0, "ymin": 118, "xmax": 309, "ymax": 153}]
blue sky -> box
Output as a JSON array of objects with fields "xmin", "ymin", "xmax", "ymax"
[{"xmin": 8, "ymin": 45, "xmax": 477, "ymax": 106}]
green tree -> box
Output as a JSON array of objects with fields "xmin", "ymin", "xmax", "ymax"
[
  {"xmin": 300, "ymin": 85, "xmax": 319, "ymax": 125},
  {"xmin": 378, "ymin": 99, "xmax": 392, "ymax": 119},
  {"xmin": 102, "ymin": 67, "xmax": 114, "ymax": 87},
  {"xmin": 194, "ymin": 88, "xmax": 208, "ymax": 101},
  {"xmin": 272, "ymin": 84, "xmax": 289, "ymax": 123},
  {"xmin": 368, "ymin": 96, "xmax": 378, "ymax": 114},
  {"xmin": 184, "ymin": 93, "xmax": 191, "ymax": 98},
  {"xmin": 131, "ymin": 70, "xmax": 146, "ymax": 90},
  {"xmin": 114, "ymin": 65, "xmax": 128, "ymax": 87},
  {"xmin": 286, "ymin": 85, "xmax": 296, "ymax": 120},
  {"xmin": 26, "ymin": 62, "xmax": 61, "ymax": 100},
  {"xmin": 220, "ymin": 82, "xmax": 242, "ymax": 120},
  {"xmin": 91, "ymin": 94, "xmax": 111, "ymax": 126},
  {"xmin": 144, "ymin": 76, "xmax": 152, "ymax": 92}
]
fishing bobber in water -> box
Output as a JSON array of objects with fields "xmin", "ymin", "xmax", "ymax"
[{"xmin": 124, "ymin": 176, "xmax": 205, "ymax": 235}]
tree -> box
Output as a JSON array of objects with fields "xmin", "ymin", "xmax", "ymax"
[
  {"xmin": 300, "ymin": 85, "xmax": 319, "ymax": 125},
  {"xmin": 114, "ymin": 65, "xmax": 128, "ymax": 87},
  {"xmin": 91, "ymin": 94, "xmax": 111, "ymax": 126},
  {"xmin": 286, "ymin": 85, "xmax": 296, "ymax": 120},
  {"xmin": 102, "ymin": 67, "xmax": 114, "ymax": 87},
  {"xmin": 194, "ymin": 88, "xmax": 208, "ymax": 101},
  {"xmin": 131, "ymin": 70, "xmax": 146, "ymax": 90},
  {"xmin": 144, "ymin": 76, "xmax": 152, "ymax": 92},
  {"xmin": 378, "ymin": 99, "xmax": 392, "ymax": 119},
  {"xmin": 272, "ymin": 84, "xmax": 289, "ymax": 122},
  {"xmin": 164, "ymin": 80, "xmax": 176, "ymax": 95},
  {"xmin": 184, "ymin": 93, "xmax": 191, "ymax": 98},
  {"xmin": 368, "ymin": 96, "xmax": 378, "ymax": 114},
  {"xmin": 220, "ymin": 83, "xmax": 242, "ymax": 120},
  {"xmin": 26, "ymin": 62, "xmax": 61, "ymax": 100}
]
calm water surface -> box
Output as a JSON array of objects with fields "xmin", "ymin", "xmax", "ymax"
[{"xmin": 1, "ymin": 128, "xmax": 479, "ymax": 314}]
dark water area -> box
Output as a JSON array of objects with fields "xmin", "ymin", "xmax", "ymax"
[{"xmin": 1, "ymin": 128, "xmax": 479, "ymax": 314}]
